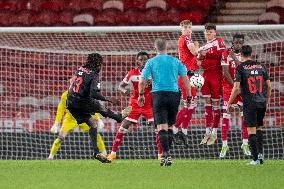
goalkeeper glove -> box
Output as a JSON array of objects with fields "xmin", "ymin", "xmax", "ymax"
[{"xmin": 50, "ymin": 122, "xmax": 61, "ymax": 133}]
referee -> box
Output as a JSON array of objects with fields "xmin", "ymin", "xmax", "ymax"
[
  {"xmin": 138, "ymin": 38, "xmax": 192, "ymax": 166},
  {"xmin": 227, "ymin": 45, "xmax": 271, "ymax": 165}
]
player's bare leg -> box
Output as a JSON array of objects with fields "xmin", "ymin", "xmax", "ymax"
[
  {"xmin": 201, "ymin": 97, "xmax": 213, "ymax": 144},
  {"xmin": 48, "ymin": 131, "xmax": 69, "ymax": 160},
  {"xmin": 107, "ymin": 119, "xmax": 132, "ymax": 161},
  {"xmin": 99, "ymin": 105, "xmax": 132, "ymax": 123}
]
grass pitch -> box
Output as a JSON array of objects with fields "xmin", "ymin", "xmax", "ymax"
[{"xmin": 0, "ymin": 160, "xmax": 283, "ymax": 189}]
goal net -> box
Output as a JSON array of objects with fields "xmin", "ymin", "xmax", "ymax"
[{"xmin": 0, "ymin": 26, "xmax": 283, "ymax": 160}]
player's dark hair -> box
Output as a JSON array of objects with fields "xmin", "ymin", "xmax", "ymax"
[
  {"xmin": 233, "ymin": 33, "xmax": 244, "ymax": 40},
  {"xmin": 204, "ymin": 23, "xmax": 216, "ymax": 30},
  {"xmin": 137, "ymin": 51, "xmax": 150, "ymax": 59},
  {"xmin": 241, "ymin": 45, "xmax": 252, "ymax": 57},
  {"xmin": 85, "ymin": 53, "xmax": 103, "ymax": 71}
]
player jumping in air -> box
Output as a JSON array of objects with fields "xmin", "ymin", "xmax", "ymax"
[
  {"xmin": 67, "ymin": 53, "xmax": 132, "ymax": 163},
  {"xmin": 219, "ymin": 34, "xmax": 251, "ymax": 158},
  {"xmin": 48, "ymin": 90, "xmax": 107, "ymax": 160},
  {"xmin": 173, "ymin": 20, "xmax": 199, "ymax": 146},
  {"xmin": 197, "ymin": 23, "xmax": 226, "ymax": 145},
  {"xmin": 107, "ymin": 51, "xmax": 158, "ymax": 161}
]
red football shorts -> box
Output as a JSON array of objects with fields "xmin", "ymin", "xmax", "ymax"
[
  {"xmin": 125, "ymin": 103, "xmax": 153, "ymax": 124},
  {"xmin": 201, "ymin": 73, "xmax": 222, "ymax": 100}
]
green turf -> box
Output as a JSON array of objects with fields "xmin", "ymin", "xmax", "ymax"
[{"xmin": 0, "ymin": 160, "xmax": 283, "ymax": 189}]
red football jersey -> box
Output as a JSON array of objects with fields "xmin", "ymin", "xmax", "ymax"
[
  {"xmin": 199, "ymin": 37, "xmax": 226, "ymax": 73},
  {"xmin": 122, "ymin": 68, "xmax": 152, "ymax": 106},
  {"xmin": 221, "ymin": 49, "xmax": 241, "ymax": 90},
  {"xmin": 178, "ymin": 34, "xmax": 197, "ymax": 71}
]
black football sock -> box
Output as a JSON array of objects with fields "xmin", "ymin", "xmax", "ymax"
[
  {"xmin": 256, "ymin": 130, "xmax": 263, "ymax": 155},
  {"xmin": 248, "ymin": 134, "xmax": 258, "ymax": 161},
  {"xmin": 89, "ymin": 127, "xmax": 99, "ymax": 154},
  {"xmin": 100, "ymin": 109, "xmax": 122, "ymax": 123},
  {"xmin": 167, "ymin": 129, "xmax": 174, "ymax": 149},
  {"xmin": 158, "ymin": 130, "xmax": 169, "ymax": 156}
]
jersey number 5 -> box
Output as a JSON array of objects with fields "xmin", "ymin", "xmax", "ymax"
[
  {"xmin": 247, "ymin": 75, "xmax": 263, "ymax": 93},
  {"xmin": 69, "ymin": 76, "xmax": 83, "ymax": 93}
]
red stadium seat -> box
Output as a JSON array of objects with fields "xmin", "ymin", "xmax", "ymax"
[
  {"xmin": 0, "ymin": 0, "xmax": 17, "ymax": 11},
  {"xmin": 124, "ymin": 0, "xmax": 146, "ymax": 11},
  {"xmin": 73, "ymin": 13, "xmax": 94, "ymax": 26},
  {"xmin": 146, "ymin": 0, "xmax": 167, "ymax": 11},
  {"xmin": 144, "ymin": 7, "xmax": 166, "ymax": 25},
  {"xmin": 80, "ymin": 0, "xmax": 103, "ymax": 12},
  {"xmin": 39, "ymin": 0, "xmax": 63, "ymax": 12},
  {"xmin": 94, "ymin": 10, "xmax": 118, "ymax": 26},
  {"xmin": 180, "ymin": 11, "xmax": 205, "ymax": 25},
  {"xmin": 116, "ymin": 9, "xmax": 144, "ymax": 25},
  {"xmin": 0, "ymin": 11, "xmax": 12, "ymax": 26},
  {"xmin": 103, "ymin": 0, "xmax": 124, "ymax": 11},
  {"xmin": 258, "ymin": 12, "xmax": 280, "ymax": 24},
  {"xmin": 57, "ymin": 10, "xmax": 77, "ymax": 26},
  {"xmin": 31, "ymin": 11, "xmax": 59, "ymax": 26}
]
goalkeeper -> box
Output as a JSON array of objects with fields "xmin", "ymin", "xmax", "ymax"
[{"xmin": 48, "ymin": 90, "xmax": 107, "ymax": 160}]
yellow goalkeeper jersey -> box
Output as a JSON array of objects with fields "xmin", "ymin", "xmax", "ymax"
[{"xmin": 55, "ymin": 91, "xmax": 100, "ymax": 128}]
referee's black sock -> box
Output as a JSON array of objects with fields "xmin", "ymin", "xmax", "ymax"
[
  {"xmin": 158, "ymin": 130, "xmax": 169, "ymax": 156},
  {"xmin": 256, "ymin": 130, "xmax": 263, "ymax": 155},
  {"xmin": 89, "ymin": 127, "xmax": 99, "ymax": 154},
  {"xmin": 248, "ymin": 134, "xmax": 258, "ymax": 161},
  {"xmin": 167, "ymin": 129, "xmax": 174, "ymax": 149}
]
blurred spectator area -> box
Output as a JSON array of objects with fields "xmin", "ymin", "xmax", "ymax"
[
  {"xmin": 258, "ymin": 0, "xmax": 284, "ymax": 24},
  {"xmin": 0, "ymin": 0, "xmax": 217, "ymax": 26}
]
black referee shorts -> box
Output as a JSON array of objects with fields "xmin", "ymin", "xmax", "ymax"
[
  {"xmin": 67, "ymin": 98, "xmax": 102, "ymax": 124},
  {"xmin": 243, "ymin": 105, "xmax": 266, "ymax": 128},
  {"xmin": 152, "ymin": 91, "xmax": 181, "ymax": 126}
]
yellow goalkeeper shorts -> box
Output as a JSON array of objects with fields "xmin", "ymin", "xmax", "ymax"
[{"xmin": 62, "ymin": 111, "xmax": 100, "ymax": 133}]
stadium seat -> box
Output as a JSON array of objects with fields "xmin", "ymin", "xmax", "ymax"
[
  {"xmin": 80, "ymin": 0, "xmax": 104, "ymax": 12},
  {"xmin": 73, "ymin": 13, "xmax": 94, "ymax": 26},
  {"xmin": 94, "ymin": 10, "xmax": 118, "ymax": 26},
  {"xmin": 0, "ymin": 84, "xmax": 4, "ymax": 95},
  {"xmin": 103, "ymin": 0, "xmax": 124, "ymax": 12},
  {"xmin": 10, "ymin": 10, "xmax": 34, "ymax": 26},
  {"xmin": 117, "ymin": 9, "xmax": 145, "ymax": 25},
  {"xmin": 32, "ymin": 11, "xmax": 59, "ymax": 26},
  {"xmin": 39, "ymin": 0, "xmax": 63, "ymax": 12},
  {"xmin": 56, "ymin": 10, "xmax": 77, "ymax": 26},
  {"xmin": 145, "ymin": 0, "xmax": 167, "ymax": 11},
  {"xmin": 0, "ymin": 0, "xmax": 18, "ymax": 11},
  {"xmin": 0, "ymin": 11, "xmax": 12, "ymax": 26},
  {"xmin": 180, "ymin": 11, "xmax": 205, "ymax": 25},
  {"xmin": 144, "ymin": 7, "xmax": 167, "ymax": 25},
  {"xmin": 258, "ymin": 12, "xmax": 280, "ymax": 24},
  {"xmin": 124, "ymin": 0, "xmax": 146, "ymax": 11}
]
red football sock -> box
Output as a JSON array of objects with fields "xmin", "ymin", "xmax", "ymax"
[
  {"xmin": 213, "ymin": 108, "xmax": 221, "ymax": 128},
  {"xmin": 241, "ymin": 116, "xmax": 248, "ymax": 139},
  {"xmin": 175, "ymin": 107, "xmax": 187, "ymax": 128},
  {"xmin": 221, "ymin": 113, "xmax": 230, "ymax": 141},
  {"xmin": 181, "ymin": 108, "xmax": 195, "ymax": 130},
  {"xmin": 111, "ymin": 131, "xmax": 124, "ymax": 152},
  {"xmin": 205, "ymin": 105, "xmax": 213, "ymax": 128}
]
